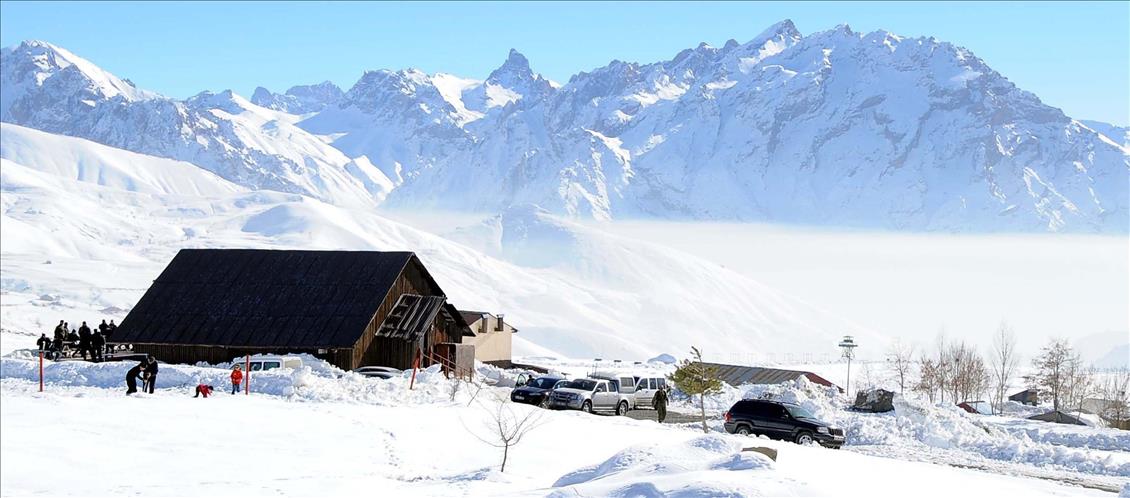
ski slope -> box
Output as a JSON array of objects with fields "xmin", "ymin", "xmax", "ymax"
[{"xmin": 1, "ymin": 122, "xmax": 882, "ymax": 362}]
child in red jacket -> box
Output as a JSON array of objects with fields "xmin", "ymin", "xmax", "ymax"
[
  {"xmin": 231, "ymin": 365, "xmax": 243, "ymax": 394},
  {"xmin": 194, "ymin": 384, "xmax": 214, "ymax": 398}
]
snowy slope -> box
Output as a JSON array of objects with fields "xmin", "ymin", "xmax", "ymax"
[{"xmin": 0, "ymin": 127, "xmax": 881, "ymax": 360}]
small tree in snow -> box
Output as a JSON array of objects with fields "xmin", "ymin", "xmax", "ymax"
[
  {"xmin": 468, "ymin": 393, "xmax": 544, "ymax": 473},
  {"xmin": 988, "ymin": 322, "xmax": 1020, "ymax": 414},
  {"xmin": 669, "ymin": 346, "xmax": 723, "ymax": 434},
  {"xmin": 1096, "ymin": 369, "xmax": 1130, "ymax": 427},
  {"xmin": 887, "ymin": 339, "xmax": 915, "ymax": 393},
  {"xmin": 1026, "ymin": 339, "xmax": 1089, "ymax": 411}
]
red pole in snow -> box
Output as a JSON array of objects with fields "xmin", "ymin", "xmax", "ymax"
[
  {"xmin": 245, "ymin": 355, "xmax": 250, "ymax": 395},
  {"xmin": 409, "ymin": 349, "xmax": 421, "ymax": 390},
  {"xmin": 38, "ymin": 351, "xmax": 44, "ymax": 392}
]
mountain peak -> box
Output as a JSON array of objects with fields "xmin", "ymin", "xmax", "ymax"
[
  {"xmin": 488, "ymin": 49, "xmax": 534, "ymax": 83},
  {"xmin": 1, "ymin": 40, "xmax": 158, "ymax": 118}
]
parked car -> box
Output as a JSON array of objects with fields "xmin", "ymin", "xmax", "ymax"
[
  {"xmin": 632, "ymin": 376, "xmax": 668, "ymax": 408},
  {"xmin": 591, "ymin": 372, "xmax": 639, "ymax": 408},
  {"xmin": 723, "ymin": 399, "xmax": 845, "ymax": 448},
  {"xmin": 230, "ymin": 355, "xmax": 304, "ymax": 371},
  {"xmin": 510, "ymin": 375, "xmax": 567, "ymax": 407},
  {"xmin": 353, "ymin": 366, "xmax": 402, "ymax": 379},
  {"xmin": 548, "ymin": 378, "xmax": 633, "ymax": 415}
]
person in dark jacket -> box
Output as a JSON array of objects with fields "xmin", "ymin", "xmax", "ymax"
[
  {"xmin": 36, "ymin": 333, "xmax": 51, "ymax": 351},
  {"xmin": 126, "ymin": 359, "xmax": 146, "ymax": 395},
  {"xmin": 104, "ymin": 320, "xmax": 117, "ymax": 354},
  {"xmin": 653, "ymin": 387, "xmax": 669, "ymax": 423},
  {"xmin": 66, "ymin": 329, "xmax": 79, "ymax": 356},
  {"xmin": 90, "ymin": 332, "xmax": 105, "ymax": 362},
  {"xmin": 78, "ymin": 322, "xmax": 92, "ymax": 360},
  {"xmin": 142, "ymin": 355, "xmax": 158, "ymax": 393}
]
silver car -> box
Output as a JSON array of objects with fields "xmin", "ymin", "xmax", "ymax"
[{"xmin": 547, "ymin": 378, "xmax": 633, "ymax": 415}]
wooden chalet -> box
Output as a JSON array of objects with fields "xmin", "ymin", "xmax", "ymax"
[{"xmin": 114, "ymin": 249, "xmax": 471, "ymax": 371}]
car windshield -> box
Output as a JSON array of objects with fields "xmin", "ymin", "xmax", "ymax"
[
  {"xmin": 566, "ymin": 379, "xmax": 597, "ymax": 391},
  {"xmin": 529, "ymin": 378, "xmax": 560, "ymax": 389},
  {"xmin": 785, "ymin": 405, "xmax": 815, "ymax": 419}
]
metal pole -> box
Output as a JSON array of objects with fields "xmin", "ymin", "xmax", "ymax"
[
  {"xmin": 39, "ymin": 351, "xmax": 44, "ymax": 392},
  {"xmin": 846, "ymin": 356, "xmax": 851, "ymax": 398},
  {"xmin": 245, "ymin": 355, "xmax": 250, "ymax": 395}
]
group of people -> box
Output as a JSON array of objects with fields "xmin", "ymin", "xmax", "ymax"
[
  {"xmin": 123, "ymin": 361, "xmax": 245, "ymax": 398},
  {"xmin": 125, "ymin": 354, "xmax": 159, "ymax": 395},
  {"xmin": 36, "ymin": 319, "xmax": 117, "ymax": 361}
]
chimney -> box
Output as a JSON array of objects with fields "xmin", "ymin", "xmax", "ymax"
[{"xmin": 496, "ymin": 314, "xmax": 505, "ymax": 332}]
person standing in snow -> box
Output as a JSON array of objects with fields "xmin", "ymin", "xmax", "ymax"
[
  {"xmin": 91, "ymin": 331, "xmax": 105, "ymax": 362},
  {"xmin": 78, "ymin": 322, "xmax": 92, "ymax": 360},
  {"xmin": 105, "ymin": 320, "xmax": 117, "ymax": 354},
  {"xmin": 230, "ymin": 364, "xmax": 243, "ymax": 395},
  {"xmin": 36, "ymin": 333, "xmax": 51, "ymax": 351},
  {"xmin": 126, "ymin": 359, "xmax": 146, "ymax": 395},
  {"xmin": 653, "ymin": 386, "xmax": 669, "ymax": 423},
  {"xmin": 142, "ymin": 355, "xmax": 159, "ymax": 393}
]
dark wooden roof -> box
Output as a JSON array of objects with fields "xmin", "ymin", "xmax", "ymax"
[{"xmin": 116, "ymin": 249, "xmax": 436, "ymax": 348}]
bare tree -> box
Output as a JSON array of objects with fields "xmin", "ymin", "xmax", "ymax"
[
  {"xmin": 913, "ymin": 353, "xmax": 939, "ymax": 403},
  {"xmin": 989, "ymin": 323, "xmax": 1020, "ymax": 414},
  {"xmin": 1026, "ymin": 339, "xmax": 1088, "ymax": 411},
  {"xmin": 947, "ymin": 341, "xmax": 989, "ymax": 403},
  {"xmin": 468, "ymin": 394, "xmax": 544, "ymax": 472},
  {"xmin": 887, "ymin": 339, "xmax": 915, "ymax": 393},
  {"xmin": 1095, "ymin": 369, "xmax": 1130, "ymax": 427}
]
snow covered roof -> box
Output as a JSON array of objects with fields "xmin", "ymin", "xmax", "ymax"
[{"xmin": 115, "ymin": 249, "xmax": 449, "ymax": 348}]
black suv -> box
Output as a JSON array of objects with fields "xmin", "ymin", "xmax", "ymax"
[
  {"xmin": 723, "ymin": 399, "xmax": 845, "ymax": 448},
  {"xmin": 510, "ymin": 375, "xmax": 567, "ymax": 407}
]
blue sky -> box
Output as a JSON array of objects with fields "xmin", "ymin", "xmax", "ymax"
[{"xmin": 2, "ymin": 1, "xmax": 1127, "ymax": 125}]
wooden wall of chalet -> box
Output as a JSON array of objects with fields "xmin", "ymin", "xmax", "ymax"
[{"xmin": 350, "ymin": 258, "xmax": 463, "ymax": 370}]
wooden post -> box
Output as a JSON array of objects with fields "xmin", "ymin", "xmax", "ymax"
[
  {"xmin": 245, "ymin": 355, "xmax": 250, "ymax": 395},
  {"xmin": 38, "ymin": 351, "xmax": 44, "ymax": 392}
]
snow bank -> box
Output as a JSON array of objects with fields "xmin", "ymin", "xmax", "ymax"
[
  {"xmin": 0, "ymin": 354, "xmax": 498, "ymax": 407},
  {"xmin": 548, "ymin": 434, "xmax": 787, "ymax": 497},
  {"xmin": 681, "ymin": 378, "xmax": 1130, "ymax": 478}
]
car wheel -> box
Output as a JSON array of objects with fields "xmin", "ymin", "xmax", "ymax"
[
  {"xmin": 616, "ymin": 401, "xmax": 628, "ymax": 416},
  {"xmin": 538, "ymin": 397, "xmax": 550, "ymax": 409},
  {"xmin": 795, "ymin": 431, "xmax": 815, "ymax": 445},
  {"xmin": 736, "ymin": 425, "xmax": 752, "ymax": 436},
  {"xmin": 582, "ymin": 400, "xmax": 593, "ymax": 413}
]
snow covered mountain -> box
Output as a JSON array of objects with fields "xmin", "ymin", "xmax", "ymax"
[
  {"xmin": 0, "ymin": 41, "xmax": 389, "ymax": 208},
  {"xmin": 2, "ymin": 21, "xmax": 1127, "ymax": 232},
  {"xmin": 250, "ymin": 81, "xmax": 344, "ymax": 115}
]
